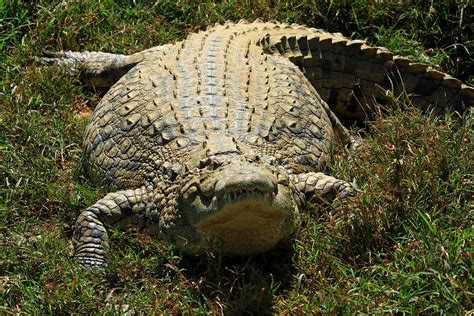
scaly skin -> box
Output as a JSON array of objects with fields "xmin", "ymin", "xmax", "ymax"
[{"xmin": 41, "ymin": 21, "xmax": 473, "ymax": 267}]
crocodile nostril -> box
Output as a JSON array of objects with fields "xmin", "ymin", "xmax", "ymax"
[{"xmin": 222, "ymin": 172, "xmax": 275, "ymax": 195}]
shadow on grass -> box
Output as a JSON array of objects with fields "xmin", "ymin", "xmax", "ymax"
[{"xmin": 176, "ymin": 241, "xmax": 296, "ymax": 314}]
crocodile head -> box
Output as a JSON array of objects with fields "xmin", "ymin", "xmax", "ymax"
[{"xmin": 164, "ymin": 135, "xmax": 299, "ymax": 255}]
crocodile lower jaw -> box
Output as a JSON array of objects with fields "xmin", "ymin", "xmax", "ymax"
[{"xmin": 194, "ymin": 197, "xmax": 291, "ymax": 255}]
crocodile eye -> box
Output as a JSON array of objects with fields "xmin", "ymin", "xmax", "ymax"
[
  {"xmin": 262, "ymin": 155, "xmax": 278, "ymax": 166},
  {"xmin": 162, "ymin": 162, "xmax": 182, "ymax": 181},
  {"xmin": 198, "ymin": 156, "xmax": 224, "ymax": 170},
  {"xmin": 198, "ymin": 158, "xmax": 211, "ymax": 169}
]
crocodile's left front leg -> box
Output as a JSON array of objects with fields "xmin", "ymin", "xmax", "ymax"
[
  {"xmin": 292, "ymin": 172, "xmax": 356, "ymax": 208},
  {"xmin": 73, "ymin": 187, "xmax": 155, "ymax": 267}
]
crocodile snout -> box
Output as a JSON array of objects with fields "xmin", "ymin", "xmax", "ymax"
[
  {"xmin": 178, "ymin": 156, "xmax": 295, "ymax": 255},
  {"xmin": 214, "ymin": 167, "xmax": 277, "ymax": 196}
]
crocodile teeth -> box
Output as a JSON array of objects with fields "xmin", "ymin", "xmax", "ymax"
[
  {"xmin": 210, "ymin": 196, "xmax": 218, "ymax": 210},
  {"xmin": 222, "ymin": 189, "xmax": 273, "ymax": 205}
]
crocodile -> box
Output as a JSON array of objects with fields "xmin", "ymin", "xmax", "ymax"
[{"xmin": 41, "ymin": 20, "xmax": 473, "ymax": 267}]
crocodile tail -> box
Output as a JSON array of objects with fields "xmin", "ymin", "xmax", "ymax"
[{"xmin": 256, "ymin": 26, "xmax": 474, "ymax": 121}]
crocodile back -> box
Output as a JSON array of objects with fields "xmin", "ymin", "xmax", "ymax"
[{"xmin": 84, "ymin": 24, "xmax": 334, "ymax": 189}]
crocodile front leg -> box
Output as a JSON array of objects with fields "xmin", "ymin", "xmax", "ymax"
[
  {"xmin": 292, "ymin": 172, "xmax": 356, "ymax": 207},
  {"xmin": 73, "ymin": 187, "xmax": 153, "ymax": 267}
]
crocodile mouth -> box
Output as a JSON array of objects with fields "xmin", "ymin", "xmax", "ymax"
[
  {"xmin": 179, "ymin": 159, "xmax": 295, "ymax": 255},
  {"xmin": 196, "ymin": 191, "xmax": 286, "ymax": 230},
  {"xmin": 193, "ymin": 189, "xmax": 292, "ymax": 255}
]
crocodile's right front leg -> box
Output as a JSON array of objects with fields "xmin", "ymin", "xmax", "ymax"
[{"xmin": 73, "ymin": 187, "xmax": 153, "ymax": 267}]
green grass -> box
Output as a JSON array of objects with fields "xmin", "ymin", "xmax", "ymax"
[{"xmin": 1, "ymin": 1, "xmax": 472, "ymax": 313}]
